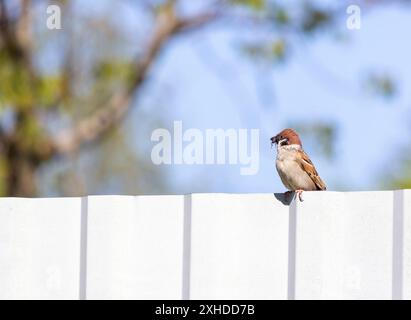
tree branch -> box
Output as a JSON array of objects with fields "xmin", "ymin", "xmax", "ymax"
[
  {"xmin": 52, "ymin": 9, "xmax": 219, "ymax": 155},
  {"xmin": 0, "ymin": 0, "xmax": 34, "ymax": 70}
]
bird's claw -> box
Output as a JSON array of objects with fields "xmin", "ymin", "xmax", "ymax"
[{"xmin": 295, "ymin": 190, "xmax": 304, "ymax": 202}]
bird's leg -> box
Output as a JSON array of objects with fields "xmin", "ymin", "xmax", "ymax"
[{"xmin": 295, "ymin": 190, "xmax": 304, "ymax": 202}]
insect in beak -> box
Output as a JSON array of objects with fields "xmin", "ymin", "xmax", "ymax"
[{"xmin": 270, "ymin": 136, "xmax": 277, "ymax": 148}]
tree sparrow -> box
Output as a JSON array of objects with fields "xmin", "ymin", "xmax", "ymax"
[{"xmin": 271, "ymin": 128, "xmax": 326, "ymax": 201}]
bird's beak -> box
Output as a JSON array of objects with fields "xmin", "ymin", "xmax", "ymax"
[{"xmin": 270, "ymin": 136, "xmax": 277, "ymax": 148}]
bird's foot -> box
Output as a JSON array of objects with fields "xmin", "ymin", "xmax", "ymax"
[{"xmin": 295, "ymin": 189, "xmax": 304, "ymax": 202}]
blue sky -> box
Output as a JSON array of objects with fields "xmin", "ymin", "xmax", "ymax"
[{"xmin": 129, "ymin": 3, "xmax": 411, "ymax": 194}]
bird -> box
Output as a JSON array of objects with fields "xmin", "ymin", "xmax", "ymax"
[{"xmin": 271, "ymin": 128, "xmax": 326, "ymax": 201}]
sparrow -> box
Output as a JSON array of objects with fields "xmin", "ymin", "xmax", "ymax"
[{"xmin": 271, "ymin": 128, "xmax": 326, "ymax": 201}]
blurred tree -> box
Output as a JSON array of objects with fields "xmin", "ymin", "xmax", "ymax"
[
  {"xmin": 0, "ymin": 0, "xmax": 219, "ymax": 196},
  {"xmin": 288, "ymin": 122, "xmax": 337, "ymax": 160},
  {"xmin": 0, "ymin": 0, "xmax": 409, "ymax": 196},
  {"xmin": 383, "ymin": 150, "xmax": 411, "ymax": 190}
]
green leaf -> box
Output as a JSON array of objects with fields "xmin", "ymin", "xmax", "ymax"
[
  {"xmin": 301, "ymin": 5, "xmax": 331, "ymax": 33},
  {"xmin": 94, "ymin": 60, "xmax": 136, "ymax": 84},
  {"xmin": 274, "ymin": 8, "xmax": 290, "ymax": 25},
  {"xmin": 231, "ymin": 0, "xmax": 266, "ymax": 10},
  {"xmin": 365, "ymin": 73, "xmax": 397, "ymax": 99},
  {"xmin": 37, "ymin": 75, "xmax": 64, "ymax": 107},
  {"xmin": 271, "ymin": 39, "xmax": 286, "ymax": 60},
  {"xmin": 242, "ymin": 39, "xmax": 288, "ymax": 64}
]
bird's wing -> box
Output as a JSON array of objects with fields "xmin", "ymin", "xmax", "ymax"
[{"xmin": 296, "ymin": 149, "xmax": 327, "ymax": 190}]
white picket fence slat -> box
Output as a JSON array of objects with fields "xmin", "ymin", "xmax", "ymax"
[
  {"xmin": 86, "ymin": 195, "xmax": 184, "ymax": 299},
  {"xmin": 0, "ymin": 191, "xmax": 410, "ymax": 300},
  {"xmin": 0, "ymin": 198, "xmax": 82, "ymax": 299},
  {"xmin": 189, "ymin": 194, "xmax": 289, "ymax": 300},
  {"xmin": 402, "ymin": 190, "xmax": 411, "ymax": 300}
]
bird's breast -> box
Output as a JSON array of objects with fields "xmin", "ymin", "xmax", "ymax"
[{"xmin": 275, "ymin": 147, "xmax": 316, "ymax": 191}]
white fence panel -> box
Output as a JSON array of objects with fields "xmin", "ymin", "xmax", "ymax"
[
  {"xmin": 0, "ymin": 191, "xmax": 410, "ymax": 299},
  {"xmin": 403, "ymin": 190, "xmax": 411, "ymax": 300},
  {"xmin": 294, "ymin": 191, "xmax": 394, "ymax": 299},
  {"xmin": 189, "ymin": 194, "xmax": 290, "ymax": 299},
  {"xmin": 85, "ymin": 195, "xmax": 184, "ymax": 299},
  {"xmin": 0, "ymin": 198, "xmax": 82, "ymax": 299}
]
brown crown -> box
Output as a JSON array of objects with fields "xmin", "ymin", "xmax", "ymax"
[{"xmin": 273, "ymin": 128, "xmax": 302, "ymax": 146}]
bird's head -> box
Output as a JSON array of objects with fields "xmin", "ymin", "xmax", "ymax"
[{"xmin": 271, "ymin": 128, "xmax": 302, "ymax": 148}]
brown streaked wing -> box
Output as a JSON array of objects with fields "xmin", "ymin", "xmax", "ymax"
[{"xmin": 297, "ymin": 149, "xmax": 327, "ymax": 191}]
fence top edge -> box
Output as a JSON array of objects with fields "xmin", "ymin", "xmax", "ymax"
[{"xmin": 0, "ymin": 189, "xmax": 409, "ymax": 201}]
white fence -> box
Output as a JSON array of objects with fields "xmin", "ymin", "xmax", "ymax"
[{"xmin": 0, "ymin": 191, "xmax": 410, "ymax": 300}]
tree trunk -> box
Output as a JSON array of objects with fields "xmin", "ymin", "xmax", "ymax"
[{"xmin": 5, "ymin": 147, "xmax": 38, "ymax": 197}]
